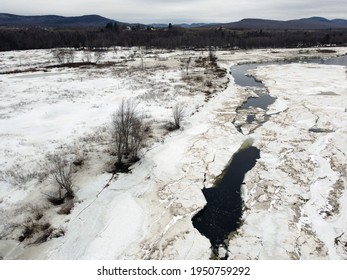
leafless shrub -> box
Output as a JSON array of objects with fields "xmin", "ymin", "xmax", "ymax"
[
  {"xmin": 51, "ymin": 155, "xmax": 74, "ymax": 200},
  {"xmin": 82, "ymin": 47, "xmax": 108, "ymax": 63},
  {"xmin": 173, "ymin": 103, "xmax": 185, "ymax": 129},
  {"xmin": 33, "ymin": 209, "xmax": 44, "ymax": 221},
  {"xmin": 209, "ymin": 46, "xmax": 217, "ymax": 65},
  {"xmin": 83, "ymin": 49, "xmax": 93, "ymax": 62},
  {"xmin": 186, "ymin": 57, "xmax": 192, "ymax": 75},
  {"xmin": 52, "ymin": 49, "xmax": 64, "ymax": 63},
  {"xmin": 33, "ymin": 226, "xmax": 65, "ymax": 244},
  {"xmin": 52, "ymin": 49, "xmax": 75, "ymax": 64},
  {"xmin": 128, "ymin": 116, "xmax": 145, "ymax": 162},
  {"xmin": 33, "ymin": 227, "xmax": 54, "ymax": 244},
  {"xmin": 168, "ymin": 103, "xmax": 185, "ymax": 130},
  {"xmin": 193, "ymin": 75, "xmax": 204, "ymax": 82},
  {"xmin": 18, "ymin": 218, "xmax": 51, "ymax": 242},
  {"xmin": 111, "ymin": 99, "xmax": 145, "ymax": 167},
  {"xmin": 50, "ymin": 227, "xmax": 65, "ymax": 239},
  {"xmin": 139, "ymin": 47, "xmax": 145, "ymax": 70},
  {"xmin": 16, "ymin": 208, "xmax": 65, "ymax": 244},
  {"xmin": 93, "ymin": 48, "xmax": 107, "ymax": 63},
  {"xmin": 111, "ymin": 100, "xmax": 130, "ymax": 165},
  {"xmin": 18, "ymin": 220, "xmax": 35, "ymax": 242}
]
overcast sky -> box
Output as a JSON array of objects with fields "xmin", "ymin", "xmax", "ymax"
[{"xmin": 2, "ymin": 0, "xmax": 346, "ymax": 24}]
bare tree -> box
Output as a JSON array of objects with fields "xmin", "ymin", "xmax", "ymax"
[
  {"xmin": 112, "ymin": 46, "xmax": 118, "ymax": 58},
  {"xmin": 111, "ymin": 99, "xmax": 145, "ymax": 166},
  {"xmin": 66, "ymin": 49, "xmax": 75, "ymax": 63},
  {"xmin": 186, "ymin": 57, "xmax": 191, "ymax": 76},
  {"xmin": 83, "ymin": 49, "xmax": 92, "ymax": 62},
  {"xmin": 119, "ymin": 99, "xmax": 137, "ymax": 156},
  {"xmin": 111, "ymin": 126, "xmax": 123, "ymax": 165},
  {"xmin": 51, "ymin": 155, "xmax": 74, "ymax": 199},
  {"xmin": 52, "ymin": 48, "xmax": 75, "ymax": 64},
  {"xmin": 139, "ymin": 47, "xmax": 144, "ymax": 70},
  {"xmin": 93, "ymin": 48, "xmax": 106, "ymax": 63},
  {"xmin": 172, "ymin": 103, "xmax": 185, "ymax": 129},
  {"xmin": 52, "ymin": 49, "xmax": 65, "ymax": 64},
  {"xmin": 128, "ymin": 116, "xmax": 144, "ymax": 162},
  {"xmin": 83, "ymin": 48, "xmax": 107, "ymax": 63},
  {"xmin": 208, "ymin": 46, "xmax": 217, "ymax": 64},
  {"xmin": 111, "ymin": 105, "xmax": 125, "ymax": 165}
]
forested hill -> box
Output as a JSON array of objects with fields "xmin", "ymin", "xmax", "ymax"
[
  {"xmin": 0, "ymin": 13, "xmax": 120, "ymax": 28},
  {"xmin": 218, "ymin": 17, "xmax": 347, "ymax": 30}
]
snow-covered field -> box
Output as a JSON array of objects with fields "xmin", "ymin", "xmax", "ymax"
[{"xmin": 0, "ymin": 47, "xmax": 346, "ymax": 259}]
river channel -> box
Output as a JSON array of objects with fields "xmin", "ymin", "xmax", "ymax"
[{"xmin": 192, "ymin": 53, "xmax": 347, "ymax": 257}]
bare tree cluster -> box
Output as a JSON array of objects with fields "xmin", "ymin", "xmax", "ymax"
[
  {"xmin": 52, "ymin": 47, "xmax": 107, "ymax": 65},
  {"xmin": 111, "ymin": 99, "xmax": 145, "ymax": 167},
  {"xmin": 83, "ymin": 48, "xmax": 107, "ymax": 63},
  {"xmin": 52, "ymin": 48, "xmax": 75, "ymax": 64}
]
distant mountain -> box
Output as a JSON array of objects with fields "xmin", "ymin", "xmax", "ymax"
[
  {"xmin": 177, "ymin": 23, "xmax": 222, "ymax": 28},
  {"xmin": 0, "ymin": 13, "xmax": 122, "ymax": 28},
  {"xmin": 332, "ymin": 19, "xmax": 347, "ymax": 26},
  {"xmin": 149, "ymin": 22, "xmax": 220, "ymax": 29},
  {"xmin": 219, "ymin": 17, "xmax": 347, "ymax": 30},
  {"xmin": 148, "ymin": 17, "xmax": 347, "ymax": 30},
  {"xmin": 1, "ymin": 13, "xmax": 347, "ymax": 30}
]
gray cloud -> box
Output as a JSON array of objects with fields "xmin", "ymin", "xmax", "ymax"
[{"xmin": 1, "ymin": 0, "xmax": 346, "ymax": 23}]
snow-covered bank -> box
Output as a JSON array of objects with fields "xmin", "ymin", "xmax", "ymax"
[
  {"xmin": 1, "ymin": 47, "xmax": 347, "ymax": 259},
  {"xmin": 0, "ymin": 47, "xmax": 234, "ymax": 259}
]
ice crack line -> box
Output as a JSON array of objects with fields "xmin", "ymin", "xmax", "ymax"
[{"xmin": 71, "ymin": 173, "xmax": 116, "ymax": 223}]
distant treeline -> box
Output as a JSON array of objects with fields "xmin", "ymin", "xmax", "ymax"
[{"xmin": 1, "ymin": 26, "xmax": 347, "ymax": 51}]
